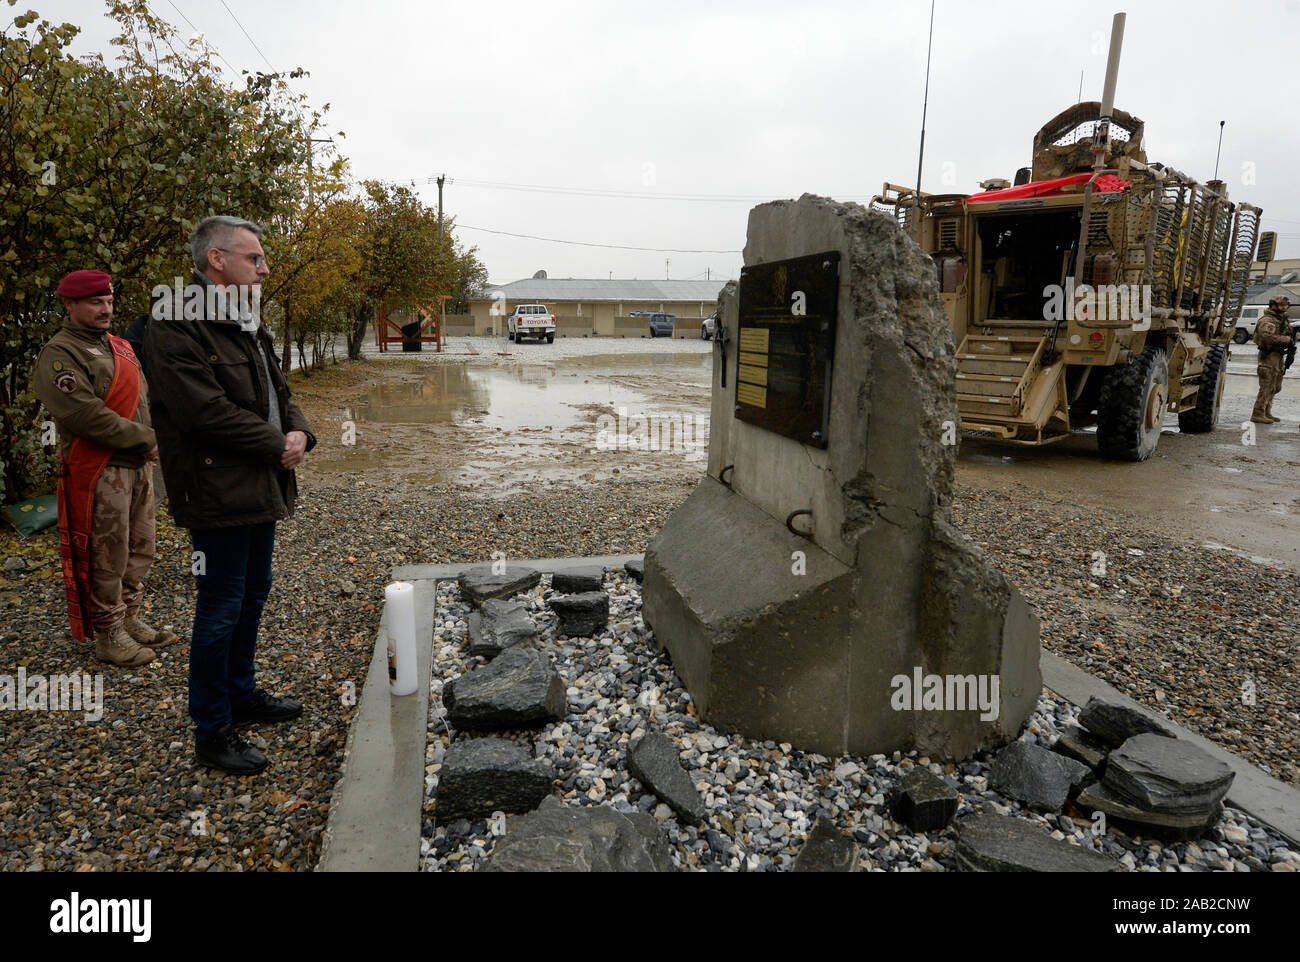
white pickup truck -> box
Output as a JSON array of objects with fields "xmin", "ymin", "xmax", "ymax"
[{"xmin": 507, "ymin": 304, "xmax": 556, "ymax": 343}]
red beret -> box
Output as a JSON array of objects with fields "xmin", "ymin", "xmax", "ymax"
[{"xmin": 56, "ymin": 269, "xmax": 113, "ymax": 299}]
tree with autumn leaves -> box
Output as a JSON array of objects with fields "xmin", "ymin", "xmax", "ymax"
[{"xmin": 0, "ymin": 1, "xmax": 487, "ymax": 498}]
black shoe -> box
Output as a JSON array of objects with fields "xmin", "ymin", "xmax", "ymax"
[
  {"xmin": 231, "ymin": 689, "xmax": 303, "ymax": 726},
  {"xmin": 196, "ymin": 725, "xmax": 268, "ymax": 775}
]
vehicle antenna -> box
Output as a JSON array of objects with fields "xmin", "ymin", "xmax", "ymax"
[
  {"xmin": 914, "ymin": 0, "xmax": 936, "ymax": 202},
  {"xmin": 1213, "ymin": 120, "xmax": 1225, "ymax": 181}
]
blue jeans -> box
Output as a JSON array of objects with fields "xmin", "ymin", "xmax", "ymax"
[{"xmin": 189, "ymin": 522, "xmax": 276, "ymax": 742}]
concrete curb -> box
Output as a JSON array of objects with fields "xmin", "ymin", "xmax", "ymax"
[
  {"xmin": 318, "ymin": 558, "xmax": 1299, "ymax": 870},
  {"xmin": 1042, "ymin": 652, "xmax": 1300, "ymax": 845},
  {"xmin": 318, "ymin": 553, "xmax": 643, "ymax": 872},
  {"xmin": 391, "ymin": 554, "xmax": 643, "ymax": 583},
  {"xmin": 317, "ymin": 579, "xmax": 435, "ymax": 871}
]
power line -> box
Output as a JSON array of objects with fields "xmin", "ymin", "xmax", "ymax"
[
  {"xmin": 163, "ymin": 1, "xmax": 241, "ymax": 77},
  {"xmin": 217, "ymin": 0, "xmax": 276, "ymax": 73},
  {"xmin": 457, "ymin": 224, "xmax": 740, "ymax": 254},
  {"xmin": 401, "ymin": 175, "xmax": 872, "ymax": 204}
]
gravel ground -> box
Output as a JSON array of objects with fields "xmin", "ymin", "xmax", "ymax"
[
  {"xmin": 3, "ymin": 472, "xmax": 1295, "ymax": 871},
  {"xmin": 0, "ymin": 477, "xmax": 690, "ymax": 872},
  {"xmin": 420, "ymin": 573, "xmax": 1299, "ymax": 872},
  {"xmin": 950, "ymin": 483, "xmax": 1300, "ymax": 786}
]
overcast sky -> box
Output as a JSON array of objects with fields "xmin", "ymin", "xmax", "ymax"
[{"xmin": 50, "ymin": 0, "xmax": 1300, "ymax": 284}]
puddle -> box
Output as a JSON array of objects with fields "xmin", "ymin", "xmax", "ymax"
[
  {"xmin": 562, "ymin": 353, "xmax": 711, "ymax": 371},
  {"xmin": 354, "ymin": 364, "xmax": 646, "ymax": 430},
  {"xmin": 965, "ymin": 453, "xmax": 1017, "ymax": 466}
]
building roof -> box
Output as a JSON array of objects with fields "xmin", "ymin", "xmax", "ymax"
[
  {"xmin": 1246, "ymin": 281, "xmax": 1300, "ymax": 304},
  {"xmin": 475, "ymin": 278, "xmax": 729, "ymax": 303}
]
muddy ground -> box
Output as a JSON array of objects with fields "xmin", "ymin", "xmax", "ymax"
[{"xmin": 298, "ymin": 339, "xmax": 1300, "ymax": 574}]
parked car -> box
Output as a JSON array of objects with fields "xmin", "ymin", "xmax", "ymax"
[
  {"xmin": 701, "ymin": 311, "xmax": 719, "ymax": 340},
  {"xmin": 631, "ymin": 311, "xmax": 676, "ymax": 338},
  {"xmin": 507, "ymin": 304, "xmax": 555, "ymax": 343},
  {"xmin": 1233, "ymin": 304, "xmax": 1267, "ymax": 344}
]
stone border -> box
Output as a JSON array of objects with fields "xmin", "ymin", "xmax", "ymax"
[
  {"xmin": 319, "ymin": 556, "xmax": 1300, "ymax": 871},
  {"xmin": 317, "ymin": 578, "xmax": 435, "ymax": 871},
  {"xmin": 1041, "ymin": 652, "xmax": 1300, "ymax": 845},
  {"xmin": 318, "ymin": 554, "xmax": 640, "ymax": 872}
]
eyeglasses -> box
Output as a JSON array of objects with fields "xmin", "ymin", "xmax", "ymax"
[{"xmin": 216, "ymin": 248, "xmax": 268, "ymax": 268}]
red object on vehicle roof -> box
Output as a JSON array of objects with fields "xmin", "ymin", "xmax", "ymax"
[{"xmin": 965, "ymin": 172, "xmax": 1130, "ymax": 205}]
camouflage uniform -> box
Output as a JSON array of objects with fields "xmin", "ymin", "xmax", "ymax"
[
  {"xmin": 34, "ymin": 322, "xmax": 174, "ymax": 660},
  {"xmin": 1251, "ymin": 299, "xmax": 1293, "ymax": 424}
]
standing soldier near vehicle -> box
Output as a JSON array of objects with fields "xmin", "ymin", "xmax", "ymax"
[
  {"xmin": 34, "ymin": 269, "xmax": 180, "ymax": 666},
  {"xmin": 1251, "ymin": 295, "xmax": 1293, "ymax": 425}
]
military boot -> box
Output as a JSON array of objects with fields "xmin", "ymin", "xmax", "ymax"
[
  {"xmin": 124, "ymin": 614, "xmax": 181, "ymax": 649},
  {"xmin": 94, "ymin": 624, "xmax": 156, "ymax": 667},
  {"xmin": 1264, "ymin": 399, "xmax": 1282, "ymax": 423}
]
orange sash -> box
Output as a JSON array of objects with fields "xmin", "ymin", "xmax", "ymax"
[{"xmin": 57, "ymin": 334, "xmax": 141, "ymax": 641}]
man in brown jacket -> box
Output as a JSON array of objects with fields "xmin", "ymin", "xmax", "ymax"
[
  {"xmin": 145, "ymin": 216, "xmax": 315, "ymax": 776},
  {"xmin": 35, "ymin": 270, "xmax": 180, "ymax": 667},
  {"xmin": 1251, "ymin": 295, "xmax": 1293, "ymax": 424}
]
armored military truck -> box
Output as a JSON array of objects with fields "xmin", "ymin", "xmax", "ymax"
[{"xmin": 871, "ymin": 102, "xmax": 1262, "ymax": 461}]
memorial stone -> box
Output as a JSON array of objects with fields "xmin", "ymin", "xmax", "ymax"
[{"xmin": 643, "ymin": 194, "xmax": 1041, "ymax": 757}]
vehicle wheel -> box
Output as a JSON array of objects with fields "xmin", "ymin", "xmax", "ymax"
[
  {"xmin": 1232, "ymin": 327, "xmax": 1250, "ymax": 345},
  {"xmin": 508, "ymin": 331, "xmax": 515, "ymax": 342},
  {"xmin": 547, "ymin": 334, "xmax": 554, "ymax": 343},
  {"xmin": 1096, "ymin": 345, "xmax": 1169, "ymax": 461},
  {"xmin": 1177, "ymin": 343, "xmax": 1227, "ymax": 433},
  {"xmin": 702, "ymin": 326, "xmax": 709, "ymax": 340}
]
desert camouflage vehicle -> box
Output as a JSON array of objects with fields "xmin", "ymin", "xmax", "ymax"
[{"xmin": 872, "ymin": 102, "xmax": 1262, "ymax": 461}]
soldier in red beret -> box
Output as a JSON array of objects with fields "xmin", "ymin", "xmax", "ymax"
[{"xmin": 34, "ymin": 269, "xmax": 180, "ymax": 666}]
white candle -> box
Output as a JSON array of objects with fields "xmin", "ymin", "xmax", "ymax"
[{"xmin": 385, "ymin": 581, "xmax": 418, "ymax": 696}]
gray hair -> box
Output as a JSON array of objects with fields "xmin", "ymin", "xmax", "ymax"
[{"xmin": 190, "ymin": 215, "xmax": 264, "ymax": 273}]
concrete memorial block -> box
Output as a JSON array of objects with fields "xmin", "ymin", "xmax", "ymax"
[{"xmin": 643, "ymin": 194, "xmax": 1041, "ymax": 758}]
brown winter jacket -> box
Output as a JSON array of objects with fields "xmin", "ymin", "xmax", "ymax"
[{"xmin": 143, "ymin": 272, "xmax": 315, "ymax": 530}]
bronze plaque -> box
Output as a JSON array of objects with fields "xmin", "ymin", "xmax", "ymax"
[{"xmin": 735, "ymin": 251, "xmax": 839, "ymax": 448}]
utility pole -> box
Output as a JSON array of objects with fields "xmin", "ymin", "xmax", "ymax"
[{"xmin": 437, "ymin": 173, "xmax": 446, "ymax": 238}]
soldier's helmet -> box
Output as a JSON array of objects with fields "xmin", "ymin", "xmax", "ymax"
[{"xmin": 1269, "ymin": 295, "xmax": 1291, "ymax": 310}]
